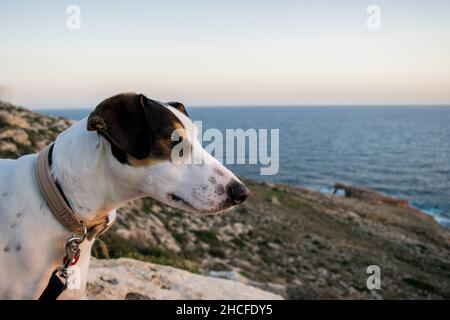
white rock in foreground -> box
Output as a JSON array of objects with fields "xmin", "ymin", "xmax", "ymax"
[{"xmin": 87, "ymin": 258, "xmax": 283, "ymax": 300}]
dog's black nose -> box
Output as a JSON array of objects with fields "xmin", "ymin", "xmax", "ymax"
[{"xmin": 227, "ymin": 181, "xmax": 249, "ymax": 205}]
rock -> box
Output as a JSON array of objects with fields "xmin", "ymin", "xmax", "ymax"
[
  {"xmin": 125, "ymin": 292, "xmax": 152, "ymax": 300},
  {"xmin": 0, "ymin": 111, "xmax": 31, "ymax": 129},
  {"xmin": 86, "ymin": 283, "xmax": 105, "ymax": 296},
  {"xmin": 100, "ymin": 275, "xmax": 119, "ymax": 285},
  {"xmin": 116, "ymin": 211, "xmax": 181, "ymax": 253},
  {"xmin": 151, "ymin": 205, "xmax": 162, "ymax": 213},
  {"xmin": 270, "ymin": 196, "xmax": 280, "ymax": 205},
  {"xmin": 0, "ymin": 129, "xmax": 31, "ymax": 146},
  {"xmin": 333, "ymin": 183, "xmax": 410, "ymax": 208},
  {"xmin": 0, "ymin": 100, "xmax": 72, "ymax": 158},
  {"xmin": 0, "ymin": 142, "xmax": 17, "ymax": 153},
  {"xmin": 208, "ymin": 270, "xmax": 246, "ymax": 282},
  {"xmin": 318, "ymin": 267, "xmax": 329, "ymax": 277},
  {"xmin": 87, "ymin": 258, "xmax": 284, "ymax": 300}
]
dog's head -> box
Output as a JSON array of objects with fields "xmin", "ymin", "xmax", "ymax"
[{"xmin": 87, "ymin": 93, "xmax": 248, "ymax": 214}]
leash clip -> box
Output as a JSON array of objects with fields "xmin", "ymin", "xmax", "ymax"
[
  {"xmin": 56, "ymin": 237, "xmax": 81, "ymax": 283},
  {"xmin": 56, "ymin": 223, "xmax": 87, "ymax": 285}
]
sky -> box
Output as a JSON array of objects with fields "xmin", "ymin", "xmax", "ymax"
[{"xmin": 0, "ymin": 0, "xmax": 449, "ymax": 109}]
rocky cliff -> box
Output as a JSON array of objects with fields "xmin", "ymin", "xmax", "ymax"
[
  {"xmin": 1, "ymin": 100, "xmax": 449, "ymax": 299},
  {"xmin": 87, "ymin": 258, "xmax": 282, "ymax": 300}
]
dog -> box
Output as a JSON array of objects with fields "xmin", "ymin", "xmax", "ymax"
[{"xmin": 0, "ymin": 93, "xmax": 248, "ymax": 299}]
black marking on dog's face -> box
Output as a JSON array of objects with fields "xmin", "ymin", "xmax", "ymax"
[
  {"xmin": 16, "ymin": 212, "xmax": 23, "ymax": 218},
  {"xmin": 15, "ymin": 243, "xmax": 21, "ymax": 251},
  {"xmin": 3, "ymin": 246, "xmax": 10, "ymax": 252},
  {"xmin": 215, "ymin": 185, "xmax": 225, "ymax": 195},
  {"xmin": 87, "ymin": 93, "xmax": 185, "ymax": 165},
  {"xmin": 208, "ymin": 176, "xmax": 217, "ymax": 184},
  {"xmin": 213, "ymin": 168, "xmax": 224, "ymax": 177}
]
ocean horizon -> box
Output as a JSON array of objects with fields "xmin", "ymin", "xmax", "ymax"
[{"xmin": 36, "ymin": 106, "xmax": 450, "ymax": 228}]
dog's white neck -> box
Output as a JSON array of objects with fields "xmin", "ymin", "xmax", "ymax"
[{"xmin": 50, "ymin": 118, "xmax": 140, "ymax": 224}]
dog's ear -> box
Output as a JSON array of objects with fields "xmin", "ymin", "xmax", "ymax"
[
  {"xmin": 166, "ymin": 101, "xmax": 189, "ymax": 117},
  {"xmin": 87, "ymin": 93, "xmax": 152, "ymax": 160}
]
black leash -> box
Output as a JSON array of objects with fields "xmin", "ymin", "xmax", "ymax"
[{"xmin": 39, "ymin": 270, "xmax": 67, "ymax": 300}]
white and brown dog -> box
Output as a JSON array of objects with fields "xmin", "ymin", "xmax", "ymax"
[{"xmin": 0, "ymin": 93, "xmax": 248, "ymax": 299}]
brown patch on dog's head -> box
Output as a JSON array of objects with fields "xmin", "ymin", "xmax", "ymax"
[{"xmin": 87, "ymin": 93, "xmax": 185, "ymax": 165}]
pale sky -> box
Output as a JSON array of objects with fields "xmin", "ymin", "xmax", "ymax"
[{"xmin": 0, "ymin": 0, "xmax": 449, "ymax": 109}]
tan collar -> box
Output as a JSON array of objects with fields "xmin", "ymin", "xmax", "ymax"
[{"xmin": 35, "ymin": 144, "xmax": 115, "ymax": 240}]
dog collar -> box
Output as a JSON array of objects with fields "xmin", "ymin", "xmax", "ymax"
[{"xmin": 35, "ymin": 143, "xmax": 115, "ymax": 240}]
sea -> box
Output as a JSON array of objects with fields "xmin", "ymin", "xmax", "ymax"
[{"xmin": 36, "ymin": 106, "xmax": 450, "ymax": 228}]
